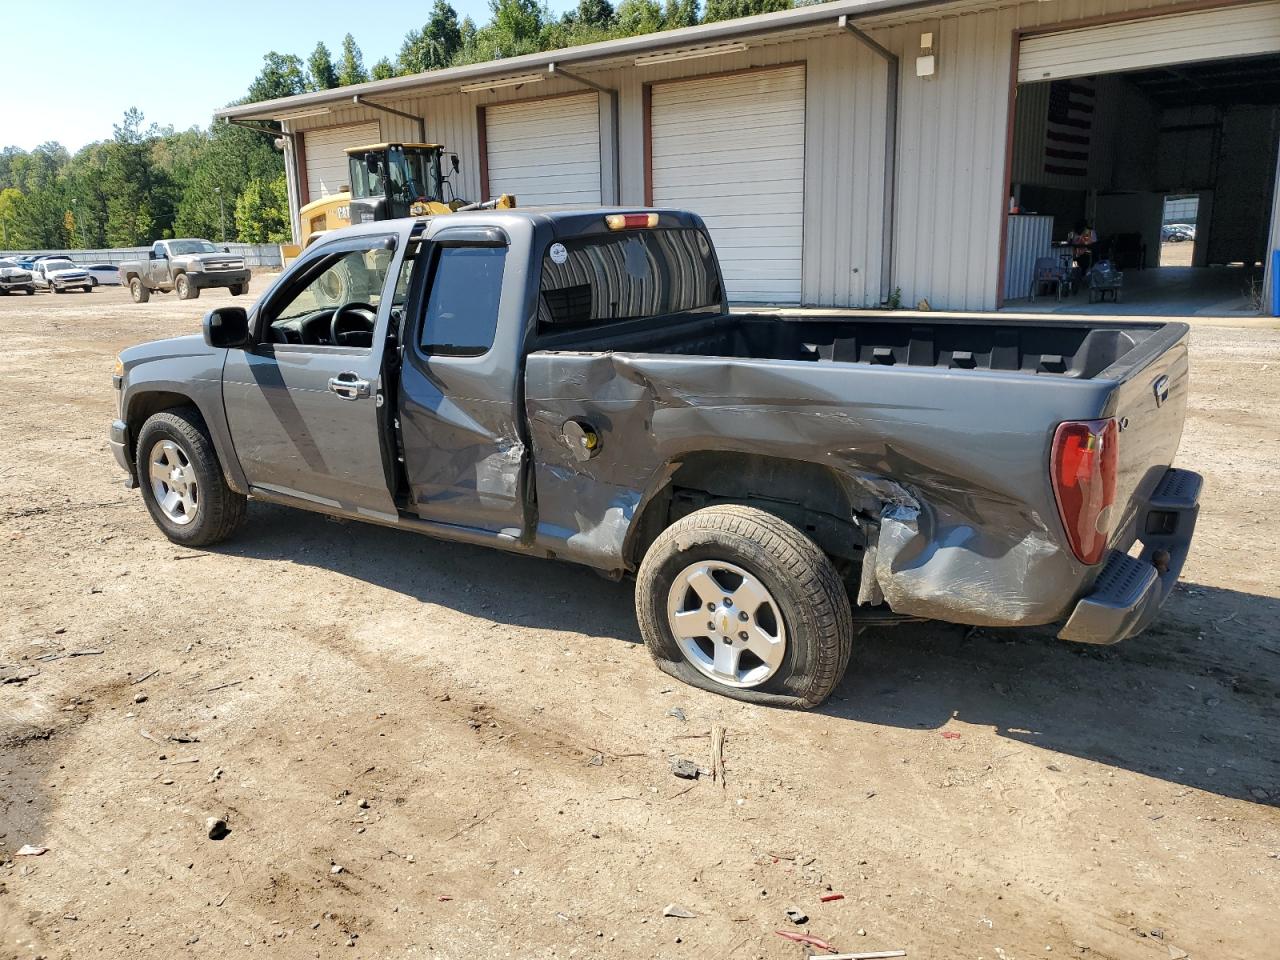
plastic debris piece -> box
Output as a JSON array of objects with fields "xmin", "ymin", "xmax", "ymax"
[
  {"xmin": 774, "ymin": 930, "xmax": 835, "ymax": 951},
  {"xmin": 663, "ymin": 904, "xmax": 696, "ymax": 918},
  {"xmin": 941, "ymin": 731, "xmax": 961, "ymax": 740},
  {"xmin": 820, "ymin": 893, "xmax": 846, "ymax": 903},
  {"xmin": 16, "ymin": 844, "xmax": 47, "ymax": 856}
]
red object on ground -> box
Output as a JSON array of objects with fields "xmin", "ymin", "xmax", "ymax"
[
  {"xmin": 941, "ymin": 731, "xmax": 961, "ymax": 740},
  {"xmin": 819, "ymin": 893, "xmax": 845, "ymax": 903},
  {"xmin": 437, "ymin": 896, "xmax": 453, "ymax": 902},
  {"xmin": 774, "ymin": 930, "xmax": 836, "ymax": 951}
]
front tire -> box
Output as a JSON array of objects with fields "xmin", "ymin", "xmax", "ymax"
[
  {"xmin": 136, "ymin": 407, "xmax": 246, "ymax": 547},
  {"xmin": 636, "ymin": 505, "xmax": 853, "ymax": 709},
  {"xmin": 130, "ymin": 277, "xmax": 150, "ymax": 303},
  {"xmin": 230, "ymin": 283, "xmax": 247, "ymax": 297},
  {"xmin": 175, "ymin": 274, "xmax": 199, "ymax": 300}
]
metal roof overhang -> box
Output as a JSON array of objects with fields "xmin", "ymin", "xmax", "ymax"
[{"xmin": 214, "ymin": 0, "xmax": 954, "ymax": 122}]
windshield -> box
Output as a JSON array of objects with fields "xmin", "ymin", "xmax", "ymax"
[
  {"xmin": 45, "ymin": 259, "xmax": 76, "ymax": 271},
  {"xmin": 168, "ymin": 240, "xmax": 219, "ymax": 255},
  {"xmin": 349, "ymin": 147, "xmax": 442, "ymax": 218}
]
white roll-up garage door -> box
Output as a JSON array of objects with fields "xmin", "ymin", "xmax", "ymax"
[
  {"xmin": 485, "ymin": 94, "xmax": 602, "ymax": 207},
  {"xmin": 1018, "ymin": 1, "xmax": 1280, "ymax": 82},
  {"xmin": 650, "ymin": 66, "xmax": 806, "ymax": 304},
  {"xmin": 303, "ymin": 122, "xmax": 381, "ymax": 200}
]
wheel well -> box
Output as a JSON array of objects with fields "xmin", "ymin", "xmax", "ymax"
[
  {"xmin": 626, "ymin": 452, "xmax": 865, "ymax": 571},
  {"xmin": 125, "ymin": 392, "xmax": 196, "ymax": 462}
]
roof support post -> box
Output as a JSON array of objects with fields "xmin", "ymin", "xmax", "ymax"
[
  {"xmin": 840, "ymin": 14, "xmax": 898, "ymax": 307},
  {"xmin": 548, "ymin": 62, "xmax": 621, "ymax": 205},
  {"xmin": 352, "ymin": 95, "xmax": 428, "ymax": 143}
]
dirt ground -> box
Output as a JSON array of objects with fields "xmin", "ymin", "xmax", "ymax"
[{"xmin": 1, "ymin": 280, "xmax": 1277, "ymax": 960}]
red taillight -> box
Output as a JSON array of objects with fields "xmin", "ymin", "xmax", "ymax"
[{"xmin": 1050, "ymin": 418, "xmax": 1118, "ymax": 565}]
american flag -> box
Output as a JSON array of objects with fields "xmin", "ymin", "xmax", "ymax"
[{"xmin": 1043, "ymin": 78, "xmax": 1095, "ymax": 177}]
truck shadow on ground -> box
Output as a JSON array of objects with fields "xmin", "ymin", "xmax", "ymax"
[{"xmin": 222, "ymin": 504, "xmax": 1279, "ymax": 806}]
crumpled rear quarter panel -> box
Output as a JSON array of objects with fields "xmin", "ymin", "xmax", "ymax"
[{"xmin": 525, "ymin": 351, "xmax": 1117, "ymax": 627}]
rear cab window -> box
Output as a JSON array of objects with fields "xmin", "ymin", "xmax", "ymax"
[{"xmin": 537, "ymin": 228, "xmax": 722, "ymax": 333}]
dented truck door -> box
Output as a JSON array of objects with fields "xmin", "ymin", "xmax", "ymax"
[{"xmin": 397, "ymin": 224, "xmax": 532, "ymax": 538}]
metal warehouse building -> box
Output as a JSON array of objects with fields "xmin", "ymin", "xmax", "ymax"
[{"xmin": 219, "ymin": 0, "xmax": 1280, "ymax": 314}]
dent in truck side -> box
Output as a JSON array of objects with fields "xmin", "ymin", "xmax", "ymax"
[{"xmin": 524, "ymin": 350, "xmax": 1128, "ymax": 629}]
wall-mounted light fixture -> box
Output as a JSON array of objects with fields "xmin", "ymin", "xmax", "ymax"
[
  {"xmin": 460, "ymin": 73, "xmax": 546, "ymax": 94},
  {"xmin": 916, "ymin": 31, "xmax": 936, "ymax": 79},
  {"xmin": 634, "ymin": 42, "xmax": 748, "ymax": 67}
]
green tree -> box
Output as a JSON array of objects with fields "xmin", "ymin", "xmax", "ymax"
[
  {"xmin": 574, "ymin": 0, "xmax": 616, "ymax": 28},
  {"xmin": 0, "ymin": 186, "xmax": 22, "ymax": 246},
  {"xmin": 102, "ymin": 109, "xmax": 168, "ymax": 246},
  {"xmin": 338, "ymin": 33, "xmax": 369, "ymax": 85},
  {"xmin": 175, "ymin": 122, "xmax": 283, "ymax": 242},
  {"xmin": 400, "ymin": 0, "xmax": 465, "ymax": 72},
  {"xmin": 702, "ymin": 0, "xmax": 791, "ymax": 22},
  {"xmin": 308, "ymin": 42, "xmax": 340, "ymax": 91},
  {"xmin": 234, "ymin": 175, "xmax": 290, "ymax": 243},
  {"xmin": 616, "ymin": 0, "xmax": 664, "ymax": 34},
  {"xmin": 663, "ymin": 0, "xmax": 698, "ymax": 27},
  {"xmin": 371, "ymin": 57, "xmax": 397, "ymax": 80},
  {"xmin": 247, "ymin": 52, "xmax": 307, "ymax": 103}
]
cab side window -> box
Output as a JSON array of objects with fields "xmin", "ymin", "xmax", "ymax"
[{"xmin": 418, "ymin": 246, "xmax": 506, "ymax": 356}]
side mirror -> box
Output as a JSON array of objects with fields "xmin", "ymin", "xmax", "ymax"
[
  {"xmin": 223, "ymin": 246, "xmax": 230, "ymax": 253},
  {"xmin": 148, "ymin": 250, "xmax": 157, "ymax": 260},
  {"xmin": 203, "ymin": 306, "xmax": 251, "ymax": 349}
]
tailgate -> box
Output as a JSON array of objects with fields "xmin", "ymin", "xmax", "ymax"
[{"xmin": 1102, "ymin": 324, "xmax": 1191, "ymax": 546}]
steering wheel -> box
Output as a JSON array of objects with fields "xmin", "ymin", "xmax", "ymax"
[{"xmin": 330, "ymin": 302, "xmax": 377, "ymax": 347}]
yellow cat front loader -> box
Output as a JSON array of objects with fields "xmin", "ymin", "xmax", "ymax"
[{"xmin": 292, "ymin": 142, "xmax": 514, "ymax": 256}]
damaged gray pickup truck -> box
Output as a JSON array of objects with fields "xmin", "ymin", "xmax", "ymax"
[{"xmin": 109, "ymin": 209, "xmax": 1201, "ymax": 708}]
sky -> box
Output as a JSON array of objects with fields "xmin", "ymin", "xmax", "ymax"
[{"xmin": 0, "ymin": 0, "xmax": 573, "ymax": 153}]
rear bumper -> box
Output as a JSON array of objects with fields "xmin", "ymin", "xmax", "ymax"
[{"xmin": 1058, "ymin": 467, "xmax": 1201, "ymax": 645}]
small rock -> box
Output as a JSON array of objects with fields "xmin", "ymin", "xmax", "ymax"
[
  {"xmin": 1167, "ymin": 948, "xmax": 1188, "ymax": 960},
  {"xmin": 357, "ymin": 798, "xmax": 370, "ymax": 809},
  {"xmin": 1047, "ymin": 763, "xmax": 1062, "ymax": 772},
  {"xmin": 670, "ymin": 758, "xmax": 700, "ymax": 780},
  {"xmin": 785, "ymin": 907, "xmax": 808, "ymax": 925},
  {"xmin": 587, "ymin": 753, "xmax": 604, "ymax": 767},
  {"xmin": 1150, "ymin": 928, "xmax": 1164, "ymax": 940},
  {"xmin": 667, "ymin": 707, "xmax": 687, "ymax": 722},
  {"xmin": 134, "ymin": 694, "xmax": 148, "ymax": 704},
  {"xmin": 161, "ymin": 778, "xmax": 174, "ymax": 785},
  {"xmin": 330, "ymin": 864, "xmax": 344, "ymax": 875},
  {"xmin": 663, "ymin": 904, "xmax": 696, "ymax": 919},
  {"xmin": 857, "ymin": 928, "xmax": 867, "ymax": 937},
  {"xmin": 16, "ymin": 844, "xmax": 47, "ymax": 857},
  {"xmin": 205, "ymin": 817, "xmax": 228, "ymax": 840}
]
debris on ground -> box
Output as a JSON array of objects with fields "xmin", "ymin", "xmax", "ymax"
[
  {"xmin": 133, "ymin": 693, "xmax": 147, "ymax": 704},
  {"xmin": 16, "ymin": 844, "xmax": 48, "ymax": 856},
  {"xmin": 330, "ymin": 864, "xmax": 344, "ymax": 875},
  {"xmin": 667, "ymin": 707, "xmax": 686, "ymax": 722},
  {"xmin": 774, "ymin": 930, "xmax": 835, "ymax": 951},
  {"xmin": 1, "ymin": 665, "xmax": 39, "ymax": 684},
  {"xmin": 710, "ymin": 725, "xmax": 726, "ymax": 788},
  {"xmin": 670, "ymin": 758, "xmax": 700, "ymax": 780},
  {"xmin": 820, "ymin": 893, "xmax": 845, "ymax": 903},
  {"xmin": 941, "ymin": 731, "xmax": 961, "ymax": 740},
  {"xmin": 205, "ymin": 817, "xmax": 228, "ymax": 840},
  {"xmin": 662, "ymin": 904, "xmax": 696, "ymax": 918},
  {"xmin": 810, "ymin": 952, "xmax": 906, "ymax": 960},
  {"xmin": 785, "ymin": 906, "xmax": 809, "ymax": 924}
]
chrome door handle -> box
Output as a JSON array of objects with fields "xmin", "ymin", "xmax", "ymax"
[{"xmin": 328, "ymin": 372, "xmax": 370, "ymax": 400}]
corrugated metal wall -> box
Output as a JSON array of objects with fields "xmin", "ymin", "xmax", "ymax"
[{"xmin": 282, "ymin": 0, "xmax": 1231, "ymax": 311}]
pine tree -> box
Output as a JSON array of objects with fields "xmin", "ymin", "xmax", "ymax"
[
  {"xmin": 308, "ymin": 42, "xmax": 339, "ymax": 91},
  {"xmin": 338, "ymin": 34, "xmax": 369, "ymax": 86}
]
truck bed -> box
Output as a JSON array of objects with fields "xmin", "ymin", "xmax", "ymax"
[
  {"xmin": 525, "ymin": 311, "xmax": 1190, "ymax": 629},
  {"xmin": 537, "ymin": 311, "xmax": 1175, "ymax": 381}
]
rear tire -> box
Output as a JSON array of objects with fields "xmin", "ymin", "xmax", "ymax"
[
  {"xmin": 136, "ymin": 407, "xmax": 246, "ymax": 547},
  {"xmin": 83, "ymin": 285, "xmax": 93, "ymax": 293},
  {"xmin": 130, "ymin": 277, "xmax": 150, "ymax": 303},
  {"xmin": 175, "ymin": 274, "xmax": 198, "ymax": 300},
  {"xmin": 230, "ymin": 283, "xmax": 247, "ymax": 297},
  {"xmin": 635, "ymin": 505, "xmax": 853, "ymax": 709}
]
